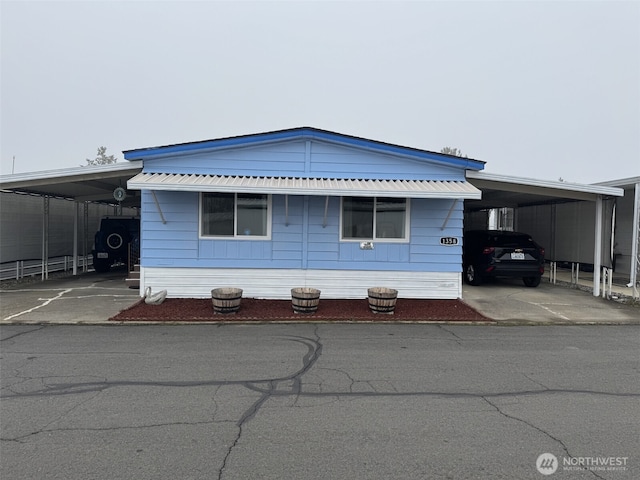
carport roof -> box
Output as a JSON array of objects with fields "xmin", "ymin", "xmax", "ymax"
[
  {"xmin": 594, "ymin": 176, "xmax": 640, "ymax": 189},
  {"xmin": 0, "ymin": 162, "xmax": 143, "ymax": 207},
  {"xmin": 465, "ymin": 171, "xmax": 624, "ymax": 210}
]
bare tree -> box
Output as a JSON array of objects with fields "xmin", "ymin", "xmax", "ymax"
[
  {"xmin": 84, "ymin": 146, "xmax": 117, "ymax": 166},
  {"xmin": 440, "ymin": 147, "xmax": 467, "ymax": 158}
]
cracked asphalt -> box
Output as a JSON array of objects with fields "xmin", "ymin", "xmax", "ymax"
[{"xmin": 1, "ymin": 323, "xmax": 638, "ymax": 479}]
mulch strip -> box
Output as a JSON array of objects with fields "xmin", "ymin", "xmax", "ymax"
[{"xmin": 109, "ymin": 297, "xmax": 492, "ymax": 323}]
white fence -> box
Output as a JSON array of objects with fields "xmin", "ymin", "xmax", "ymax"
[{"xmin": 0, "ymin": 256, "xmax": 93, "ymax": 282}]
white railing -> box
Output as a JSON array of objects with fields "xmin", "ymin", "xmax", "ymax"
[{"xmin": 0, "ymin": 256, "xmax": 93, "ymax": 282}]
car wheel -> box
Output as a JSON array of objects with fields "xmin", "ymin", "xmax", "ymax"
[
  {"xmin": 93, "ymin": 258, "xmax": 111, "ymax": 273},
  {"xmin": 523, "ymin": 276, "xmax": 541, "ymax": 287},
  {"xmin": 465, "ymin": 264, "xmax": 482, "ymax": 286}
]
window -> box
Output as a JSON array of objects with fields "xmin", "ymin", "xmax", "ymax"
[
  {"xmin": 341, "ymin": 197, "xmax": 408, "ymax": 241},
  {"xmin": 201, "ymin": 193, "xmax": 270, "ymax": 238}
]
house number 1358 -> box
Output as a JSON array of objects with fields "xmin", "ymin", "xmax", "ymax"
[{"xmin": 440, "ymin": 237, "xmax": 458, "ymax": 246}]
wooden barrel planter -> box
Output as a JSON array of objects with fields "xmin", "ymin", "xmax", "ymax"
[
  {"xmin": 291, "ymin": 287, "xmax": 321, "ymax": 314},
  {"xmin": 211, "ymin": 288, "xmax": 243, "ymax": 314},
  {"xmin": 368, "ymin": 287, "xmax": 398, "ymax": 314}
]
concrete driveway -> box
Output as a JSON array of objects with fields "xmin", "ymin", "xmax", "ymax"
[
  {"xmin": 0, "ymin": 270, "xmax": 140, "ymax": 324},
  {"xmin": 462, "ymin": 278, "xmax": 639, "ymax": 324},
  {"xmin": 1, "ymin": 271, "xmax": 638, "ymax": 324}
]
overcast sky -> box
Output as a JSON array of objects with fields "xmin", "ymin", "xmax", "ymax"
[{"xmin": 1, "ymin": 0, "xmax": 638, "ymax": 184}]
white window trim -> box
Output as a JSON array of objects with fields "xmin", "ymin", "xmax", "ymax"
[
  {"xmin": 199, "ymin": 192, "xmax": 272, "ymax": 240},
  {"xmin": 339, "ymin": 197, "xmax": 410, "ymax": 243}
]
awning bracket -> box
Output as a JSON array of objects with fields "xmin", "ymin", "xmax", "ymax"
[
  {"xmin": 151, "ymin": 191, "xmax": 167, "ymax": 224},
  {"xmin": 323, "ymin": 196, "xmax": 329, "ymax": 228},
  {"xmin": 441, "ymin": 199, "xmax": 458, "ymax": 230},
  {"xmin": 285, "ymin": 194, "xmax": 289, "ymax": 226}
]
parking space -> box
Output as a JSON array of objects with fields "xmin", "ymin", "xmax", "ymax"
[
  {"xmin": 0, "ymin": 269, "xmax": 140, "ymax": 324},
  {"xmin": 462, "ymin": 278, "xmax": 639, "ymax": 324}
]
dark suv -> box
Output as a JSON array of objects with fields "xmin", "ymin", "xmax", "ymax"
[
  {"xmin": 463, "ymin": 230, "xmax": 545, "ymax": 287},
  {"xmin": 92, "ymin": 217, "xmax": 140, "ymax": 273}
]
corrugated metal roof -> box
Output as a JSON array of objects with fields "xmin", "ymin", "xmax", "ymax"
[
  {"xmin": 466, "ymin": 171, "xmax": 624, "ymax": 202},
  {"xmin": 127, "ymin": 173, "xmax": 482, "ymax": 199}
]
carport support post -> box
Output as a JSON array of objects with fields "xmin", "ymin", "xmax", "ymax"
[
  {"xmin": 631, "ymin": 182, "xmax": 640, "ymax": 299},
  {"xmin": 41, "ymin": 195, "xmax": 50, "ymax": 281},
  {"xmin": 593, "ymin": 195, "xmax": 603, "ymax": 297},
  {"xmin": 83, "ymin": 202, "xmax": 89, "ymax": 272},
  {"xmin": 73, "ymin": 201, "xmax": 79, "ymax": 276}
]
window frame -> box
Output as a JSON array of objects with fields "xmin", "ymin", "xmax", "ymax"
[
  {"xmin": 199, "ymin": 192, "xmax": 272, "ymax": 240},
  {"xmin": 339, "ymin": 196, "xmax": 410, "ymax": 243}
]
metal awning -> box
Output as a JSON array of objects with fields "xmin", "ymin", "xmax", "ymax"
[{"xmin": 126, "ymin": 172, "xmax": 482, "ymax": 199}]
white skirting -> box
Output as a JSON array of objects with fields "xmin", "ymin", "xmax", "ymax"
[{"xmin": 138, "ymin": 267, "xmax": 462, "ymax": 300}]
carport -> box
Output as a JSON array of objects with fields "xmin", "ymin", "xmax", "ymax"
[
  {"xmin": 0, "ymin": 163, "xmax": 142, "ymax": 278},
  {"xmin": 465, "ymin": 171, "xmax": 628, "ymax": 297},
  {"xmin": 1, "ymin": 163, "xmax": 628, "ymax": 298}
]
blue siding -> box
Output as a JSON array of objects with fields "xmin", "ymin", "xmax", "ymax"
[
  {"xmin": 141, "ymin": 191, "xmax": 464, "ymax": 273},
  {"xmin": 308, "ymin": 142, "xmax": 463, "ymax": 180},
  {"xmin": 140, "ymin": 191, "xmax": 198, "ymax": 265},
  {"xmin": 142, "ymin": 139, "xmax": 465, "ymax": 181}
]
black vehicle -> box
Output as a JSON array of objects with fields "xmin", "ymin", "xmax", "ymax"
[
  {"xmin": 92, "ymin": 217, "xmax": 140, "ymax": 273},
  {"xmin": 463, "ymin": 230, "xmax": 545, "ymax": 287}
]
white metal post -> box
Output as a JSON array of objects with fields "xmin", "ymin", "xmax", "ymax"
[
  {"xmin": 630, "ymin": 183, "xmax": 639, "ymax": 299},
  {"xmin": 593, "ymin": 195, "xmax": 603, "ymax": 297},
  {"xmin": 73, "ymin": 201, "xmax": 79, "ymax": 276},
  {"xmin": 83, "ymin": 202, "xmax": 89, "ymax": 272},
  {"xmin": 42, "ymin": 196, "xmax": 50, "ymax": 281}
]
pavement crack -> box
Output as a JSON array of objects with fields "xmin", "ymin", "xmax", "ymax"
[
  {"xmin": 236, "ymin": 388, "xmax": 273, "ymax": 427},
  {"xmin": 210, "ymin": 385, "xmax": 222, "ymax": 422},
  {"xmin": 3, "ymin": 289, "xmax": 73, "ymax": 321},
  {"xmin": 218, "ymin": 326, "xmax": 323, "ymax": 480},
  {"xmin": 522, "ymin": 373, "xmax": 550, "ymax": 390},
  {"xmin": 0, "ymin": 326, "xmax": 46, "ymax": 342},
  {"xmin": 2, "ymin": 420, "xmax": 226, "ymax": 443},
  {"xmin": 481, "ymin": 396, "xmax": 608, "ymax": 480},
  {"xmin": 482, "ymin": 395, "xmax": 571, "ymax": 452},
  {"xmin": 438, "ymin": 325, "xmax": 464, "ymax": 344}
]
